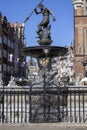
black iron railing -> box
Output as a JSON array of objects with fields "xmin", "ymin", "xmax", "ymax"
[{"xmin": 0, "ymin": 86, "xmax": 87, "ymax": 123}]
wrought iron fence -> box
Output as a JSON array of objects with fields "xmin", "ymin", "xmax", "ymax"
[
  {"xmin": 0, "ymin": 86, "xmax": 87, "ymax": 123},
  {"xmin": 0, "ymin": 87, "xmax": 30, "ymax": 123}
]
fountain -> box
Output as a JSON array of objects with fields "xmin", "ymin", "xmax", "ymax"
[{"xmin": 22, "ymin": 3, "xmax": 68, "ymax": 122}]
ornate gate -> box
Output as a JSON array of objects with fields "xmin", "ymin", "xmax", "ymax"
[{"xmin": 29, "ymin": 81, "xmax": 68, "ymax": 123}]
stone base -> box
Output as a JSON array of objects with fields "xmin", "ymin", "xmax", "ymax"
[{"xmin": 37, "ymin": 39, "xmax": 53, "ymax": 46}]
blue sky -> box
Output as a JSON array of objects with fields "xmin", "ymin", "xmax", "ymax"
[{"xmin": 0, "ymin": 0, "xmax": 74, "ymax": 47}]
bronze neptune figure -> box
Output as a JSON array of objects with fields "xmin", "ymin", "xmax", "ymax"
[{"xmin": 34, "ymin": 4, "xmax": 56, "ymax": 45}]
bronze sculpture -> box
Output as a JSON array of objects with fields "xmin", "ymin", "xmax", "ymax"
[{"xmin": 34, "ymin": 4, "xmax": 56, "ymax": 45}]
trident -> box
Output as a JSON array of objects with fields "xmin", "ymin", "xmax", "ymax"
[{"xmin": 23, "ymin": 0, "xmax": 44, "ymax": 23}]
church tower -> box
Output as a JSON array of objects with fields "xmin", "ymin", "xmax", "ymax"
[{"xmin": 72, "ymin": 0, "xmax": 87, "ymax": 78}]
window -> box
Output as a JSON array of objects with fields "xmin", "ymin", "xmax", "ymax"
[
  {"xmin": 8, "ymin": 39, "xmax": 10, "ymax": 47},
  {"xmin": 85, "ymin": 0, "xmax": 87, "ymax": 15},
  {"xmin": 0, "ymin": 50, "xmax": 2, "ymax": 57},
  {"xmin": 85, "ymin": 30, "xmax": 87, "ymax": 55},
  {"xmin": 0, "ymin": 37, "xmax": 2, "ymax": 44}
]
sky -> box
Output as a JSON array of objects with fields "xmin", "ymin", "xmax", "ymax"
[{"xmin": 0, "ymin": 0, "xmax": 74, "ymax": 47}]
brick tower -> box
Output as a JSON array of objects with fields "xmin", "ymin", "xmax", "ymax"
[{"xmin": 72, "ymin": 0, "xmax": 87, "ymax": 78}]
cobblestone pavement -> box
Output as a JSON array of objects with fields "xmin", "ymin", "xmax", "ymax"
[{"xmin": 0, "ymin": 123, "xmax": 87, "ymax": 130}]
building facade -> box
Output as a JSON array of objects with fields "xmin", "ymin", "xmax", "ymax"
[
  {"xmin": 0, "ymin": 12, "xmax": 26, "ymax": 85},
  {"xmin": 27, "ymin": 58, "xmax": 38, "ymax": 79},
  {"xmin": 11, "ymin": 22, "xmax": 26, "ymax": 78},
  {"xmin": 72, "ymin": 0, "xmax": 87, "ymax": 78}
]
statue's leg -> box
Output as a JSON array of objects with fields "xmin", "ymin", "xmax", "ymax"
[
  {"xmin": 37, "ymin": 18, "xmax": 49, "ymax": 33},
  {"xmin": 37, "ymin": 21, "xmax": 44, "ymax": 33}
]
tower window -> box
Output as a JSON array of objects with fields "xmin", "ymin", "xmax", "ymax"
[
  {"xmin": 85, "ymin": 0, "xmax": 87, "ymax": 15},
  {"xmin": 86, "ymin": 7, "xmax": 87, "ymax": 15},
  {"xmin": 85, "ymin": 30, "xmax": 87, "ymax": 55},
  {"xmin": 86, "ymin": 0, "xmax": 87, "ymax": 5}
]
